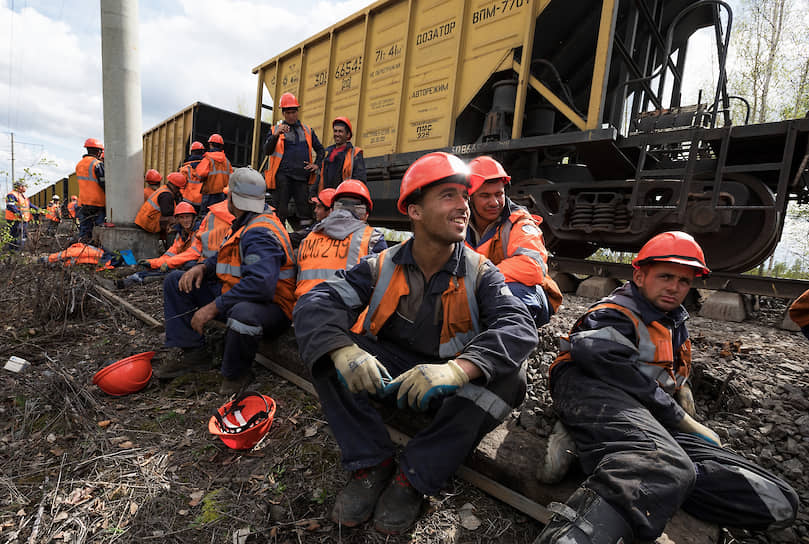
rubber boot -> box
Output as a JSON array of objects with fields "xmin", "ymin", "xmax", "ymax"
[
  {"xmin": 536, "ymin": 420, "xmax": 577, "ymax": 484},
  {"xmin": 533, "ymin": 487, "xmax": 633, "ymax": 544},
  {"xmin": 373, "ymin": 469, "xmax": 424, "ymax": 534},
  {"xmin": 331, "ymin": 458, "xmax": 395, "ymax": 527}
]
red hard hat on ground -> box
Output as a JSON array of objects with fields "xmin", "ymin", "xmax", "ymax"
[
  {"xmin": 190, "ymin": 141, "xmax": 205, "ymax": 152},
  {"xmin": 92, "ymin": 351, "xmax": 154, "ymax": 396},
  {"xmin": 84, "ymin": 138, "xmax": 104, "ymax": 150},
  {"xmin": 397, "ymin": 152, "xmax": 475, "ymax": 214},
  {"xmin": 332, "ymin": 116, "xmax": 353, "ymax": 139},
  {"xmin": 145, "ymin": 169, "xmax": 162, "ymax": 184},
  {"xmin": 279, "ymin": 92, "xmax": 299, "ymax": 109},
  {"xmin": 334, "ymin": 179, "xmax": 373, "ymax": 211},
  {"xmin": 208, "ymin": 392, "xmax": 276, "ymax": 450},
  {"xmin": 166, "ymin": 172, "xmax": 188, "ymax": 189},
  {"xmin": 468, "ymin": 156, "xmax": 511, "ymax": 194},
  {"xmin": 310, "ymin": 187, "xmax": 337, "ymax": 208},
  {"xmin": 174, "ymin": 202, "xmax": 196, "ymax": 216},
  {"xmin": 632, "ymin": 231, "xmax": 711, "ymax": 277},
  {"xmin": 208, "ymin": 134, "xmax": 224, "ymax": 146}
]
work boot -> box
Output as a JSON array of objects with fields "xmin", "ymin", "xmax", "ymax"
[
  {"xmin": 536, "ymin": 421, "xmax": 577, "ymax": 484},
  {"xmin": 219, "ymin": 369, "xmax": 255, "ymax": 396},
  {"xmin": 331, "ymin": 458, "xmax": 395, "ymax": 527},
  {"xmin": 373, "ymin": 469, "xmax": 424, "ymax": 534},
  {"xmin": 153, "ymin": 347, "xmax": 211, "ymax": 379},
  {"xmin": 533, "ymin": 487, "xmax": 633, "ymax": 544}
]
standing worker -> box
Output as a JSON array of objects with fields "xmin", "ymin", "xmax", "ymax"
[
  {"xmin": 318, "ymin": 117, "xmax": 366, "ymax": 191},
  {"xmin": 263, "ymin": 92, "xmax": 325, "ymax": 226},
  {"xmin": 5, "ymin": 180, "xmax": 33, "ymax": 250},
  {"xmin": 534, "ymin": 232, "xmax": 798, "ymax": 543},
  {"xmin": 180, "ymin": 141, "xmax": 206, "ymax": 214},
  {"xmin": 134, "ymin": 172, "xmax": 186, "ymax": 241},
  {"xmin": 45, "ymin": 195, "xmax": 62, "ymax": 236},
  {"xmin": 195, "ymin": 134, "xmax": 232, "ymax": 217},
  {"xmin": 67, "ymin": 195, "xmax": 79, "ymax": 230},
  {"xmin": 294, "ymin": 152, "xmax": 537, "ymax": 534},
  {"xmin": 144, "ymin": 169, "xmax": 162, "ymax": 201},
  {"xmin": 76, "ymin": 138, "xmax": 105, "ymax": 243}
]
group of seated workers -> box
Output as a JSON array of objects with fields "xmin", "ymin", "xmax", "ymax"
[{"xmin": 152, "ymin": 153, "xmax": 798, "ymax": 541}]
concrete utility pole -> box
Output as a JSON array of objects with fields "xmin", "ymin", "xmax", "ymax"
[{"xmin": 99, "ymin": 0, "xmax": 159, "ymax": 256}]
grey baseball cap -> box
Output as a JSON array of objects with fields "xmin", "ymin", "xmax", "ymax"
[{"xmin": 228, "ymin": 167, "xmax": 265, "ymax": 214}]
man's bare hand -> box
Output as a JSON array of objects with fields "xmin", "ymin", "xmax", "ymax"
[
  {"xmin": 190, "ymin": 302, "xmax": 218, "ymax": 334},
  {"xmin": 179, "ymin": 264, "xmax": 205, "ymax": 293},
  {"xmin": 304, "ymin": 161, "xmax": 319, "ymax": 173}
]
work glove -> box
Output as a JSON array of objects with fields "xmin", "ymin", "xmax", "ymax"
[
  {"xmin": 678, "ymin": 412, "xmax": 722, "ymax": 447},
  {"xmin": 137, "ymin": 259, "xmax": 150, "ymax": 267},
  {"xmin": 330, "ymin": 344, "xmax": 392, "ymax": 395},
  {"xmin": 384, "ymin": 360, "xmax": 469, "ymax": 411},
  {"xmin": 675, "ymin": 383, "xmax": 697, "ymax": 418},
  {"xmin": 159, "ymin": 262, "xmax": 170, "ymax": 273}
]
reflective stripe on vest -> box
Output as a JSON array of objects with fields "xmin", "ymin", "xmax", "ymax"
[
  {"xmin": 500, "ymin": 213, "xmax": 548, "ymax": 275},
  {"xmin": 5, "ymin": 191, "xmax": 31, "ymax": 222},
  {"xmin": 295, "ymin": 225, "xmax": 374, "ymax": 298},
  {"xmin": 265, "ymin": 123, "xmax": 316, "ymax": 189},
  {"xmin": 201, "ymin": 155, "xmax": 232, "ymax": 194},
  {"xmin": 76, "ymin": 156, "xmax": 105, "ymax": 207},
  {"xmin": 134, "ymin": 186, "xmax": 172, "ymax": 233}
]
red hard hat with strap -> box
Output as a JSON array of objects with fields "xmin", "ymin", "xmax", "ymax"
[
  {"xmin": 397, "ymin": 152, "xmax": 478, "ymax": 214},
  {"xmin": 208, "ymin": 134, "xmax": 224, "ymax": 145},
  {"xmin": 84, "ymin": 138, "xmax": 104, "ymax": 150},
  {"xmin": 208, "ymin": 391, "xmax": 276, "ymax": 450},
  {"xmin": 334, "ymin": 179, "xmax": 373, "ymax": 211},
  {"xmin": 632, "ymin": 231, "xmax": 711, "ymax": 277},
  {"xmin": 145, "ymin": 169, "xmax": 162, "ymax": 183},
  {"xmin": 332, "ymin": 116, "xmax": 353, "ymax": 139},
  {"xmin": 279, "ymin": 92, "xmax": 299, "ymax": 109}
]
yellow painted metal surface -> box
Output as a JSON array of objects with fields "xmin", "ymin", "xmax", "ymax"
[{"xmin": 143, "ymin": 105, "xmax": 194, "ymax": 177}]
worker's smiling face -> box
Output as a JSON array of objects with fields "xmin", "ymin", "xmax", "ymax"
[
  {"xmin": 409, "ymin": 182, "xmax": 469, "ymax": 244},
  {"xmin": 333, "ymin": 124, "xmax": 349, "ymax": 146},
  {"xmin": 633, "ymin": 262, "xmax": 696, "ymax": 312},
  {"xmin": 470, "ymin": 180, "xmax": 505, "ymax": 227},
  {"xmin": 176, "ymin": 213, "xmax": 195, "ymax": 231}
]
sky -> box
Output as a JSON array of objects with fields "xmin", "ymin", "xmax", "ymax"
[{"xmin": 0, "ymin": 0, "xmax": 376, "ymax": 195}]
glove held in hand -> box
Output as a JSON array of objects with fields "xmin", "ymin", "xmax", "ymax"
[{"xmin": 384, "ymin": 360, "xmax": 470, "ymax": 411}]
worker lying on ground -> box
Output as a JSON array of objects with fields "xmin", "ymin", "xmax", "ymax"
[
  {"xmin": 294, "ymin": 152, "xmax": 537, "ymax": 535},
  {"xmin": 134, "ymin": 172, "xmax": 186, "ymax": 242},
  {"xmin": 788, "ymin": 288, "xmax": 809, "ymax": 340},
  {"xmin": 289, "ymin": 188, "xmax": 336, "ymax": 248},
  {"xmin": 533, "ymin": 231, "xmax": 798, "ymax": 544},
  {"xmin": 295, "ymin": 179, "xmax": 386, "ymax": 298},
  {"xmin": 466, "ymin": 156, "xmax": 562, "ymax": 326},
  {"xmin": 155, "ymin": 167, "xmax": 295, "ymax": 396}
]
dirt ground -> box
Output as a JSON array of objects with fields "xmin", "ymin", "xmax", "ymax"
[{"xmin": 0, "ymin": 230, "xmax": 807, "ymax": 543}]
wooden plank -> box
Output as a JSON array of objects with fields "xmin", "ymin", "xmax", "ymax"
[{"xmin": 94, "ymin": 285, "xmax": 162, "ymax": 328}]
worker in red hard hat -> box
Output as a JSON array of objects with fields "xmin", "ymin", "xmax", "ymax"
[
  {"xmin": 294, "ymin": 152, "xmax": 536, "ymax": 534},
  {"xmin": 144, "ymin": 169, "xmax": 162, "ymax": 201},
  {"xmin": 318, "ymin": 116, "xmax": 365, "ymax": 192},
  {"xmin": 180, "ymin": 141, "xmax": 206, "ymax": 214},
  {"xmin": 134, "ymin": 172, "xmax": 187, "ymax": 241},
  {"xmin": 535, "ymin": 231, "xmax": 798, "ymax": 544},
  {"xmin": 140, "ymin": 202, "xmax": 199, "ymax": 272},
  {"xmin": 76, "ymin": 138, "xmax": 105, "ymax": 243},
  {"xmin": 262, "ymin": 92, "xmax": 325, "ymax": 226},
  {"xmin": 195, "ymin": 134, "xmax": 232, "ymax": 217},
  {"xmin": 466, "ymin": 155, "xmax": 562, "ymax": 326}
]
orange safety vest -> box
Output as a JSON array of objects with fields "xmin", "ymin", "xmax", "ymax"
[
  {"xmin": 318, "ymin": 145, "xmax": 363, "ymax": 192},
  {"xmin": 350, "ymin": 244, "xmax": 487, "ymax": 358},
  {"xmin": 5, "ymin": 190, "xmax": 31, "ymax": 222},
  {"xmin": 67, "ymin": 201, "xmax": 78, "ymax": 218},
  {"xmin": 45, "ymin": 203, "xmax": 61, "ymax": 222},
  {"xmin": 295, "ymin": 224, "xmax": 376, "ymax": 299},
  {"xmin": 144, "ymin": 185, "xmax": 158, "ymax": 202},
  {"xmin": 76, "ymin": 156, "xmax": 105, "ymax": 207},
  {"xmin": 180, "ymin": 161, "xmax": 203, "ymax": 205},
  {"xmin": 198, "ymin": 152, "xmax": 232, "ymax": 195},
  {"xmin": 148, "ymin": 231, "xmax": 195, "ymax": 269},
  {"xmin": 134, "ymin": 185, "xmax": 173, "ymax": 233},
  {"xmin": 48, "ymin": 243, "xmax": 109, "ymax": 267},
  {"xmin": 162, "ymin": 202, "xmax": 234, "ymax": 269},
  {"xmin": 550, "ymin": 301, "xmax": 691, "ymax": 394},
  {"xmin": 215, "ymin": 213, "xmax": 297, "ymax": 319},
  {"xmin": 471, "ymin": 208, "xmax": 562, "ymax": 313},
  {"xmin": 789, "ymin": 288, "xmax": 809, "ymax": 328},
  {"xmin": 264, "ymin": 123, "xmax": 317, "ymax": 189}
]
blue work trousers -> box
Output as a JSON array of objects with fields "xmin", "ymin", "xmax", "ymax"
[
  {"xmin": 6, "ymin": 220, "xmax": 26, "ymax": 251},
  {"xmin": 199, "ymin": 193, "xmax": 227, "ymax": 219},
  {"xmin": 163, "ymin": 270, "xmax": 290, "ymax": 378},
  {"xmin": 78, "ymin": 205, "xmax": 104, "ymax": 242},
  {"xmin": 310, "ymin": 334, "xmax": 527, "ymax": 496}
]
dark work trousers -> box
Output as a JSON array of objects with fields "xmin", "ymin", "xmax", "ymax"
[
  {"xmin": 6, "ymin": 220, "xmax": 25, "ymax": 251},
  {"xmin": 310, "ymin": 333, "xmax": 527, "ymax": 496},
  {"xmin": 551, "ymin": 365, "xmax": 798, "ymax": 541},
  {"xmin": 78, "ymin": 205, "xmax": 105, "ymax": 242},
  {"xmin": 199, "ymin": 193, "xmax": 226, "ymax": 219},
  {"xmin": 162, "ymin": 270, "xmax": 291, "ymax": 379},
  {"xmin": 273, "ymin": 172, "xmax": 311, "ymax": 224}
]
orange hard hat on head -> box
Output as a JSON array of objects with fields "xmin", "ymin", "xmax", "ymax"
[
  {"xmin": 71, "ymin": 195, "xmax": 78, "ymax": 200},
  {"xmin": 279, "ymin": 92, "xmax": 299, "ymax": 109},
  {"xmin": 334, "ymin": 179, "xmax": 372, "ymax": 211},
  {"xmin": 145, "ymin": 169, "xmax": 162, "ymax": 183},
  {"xmin": 332, "ymin": 116, "xmax": 353, "ymax": 139},
  {"xmin": 311, "ymin": 187, "xmax": 336, "ymax": 208},
  {"xmin": 166, "ymin": 172, "xmax": 188, "ymax": 189},
  {"xmin": 208, "ymin": 134, "xmax": 224, "ymax": 146},
  {"xmin": 191, "ymin": 141, "xmax": 205, "ymax": 152},
  {"xmin": 174, "ymin": 202, "xmax": 196, "ymax": 216},
  {"xmin": 397, "ymin": 152, "xmax": 475, "ymax": 214},
  {"xmin": 468, "ymin": 156, "xmax": 510, "ymax": 194},
  {"xmin": 209, "ymin": 392, "xmax": 276, "ymax": 450},
  {"xmin": 632, "ymin": 231, "xmax": 710, "ymax": 277},
  {"xmin": 84, "ymin": 138, "xmax": 104, "ymax": 150}
]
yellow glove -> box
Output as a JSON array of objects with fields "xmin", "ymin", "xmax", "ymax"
[
  {"xmin": 330, "ymin": 344, "xmax": 391, "ymax": 395},
  {"xmin": 678, "ymin": 413, "xmax": 722, "ymax": 447},
  {"xmin": 384, "ymin": 360, "xmax": 469, "ymax": 411}
]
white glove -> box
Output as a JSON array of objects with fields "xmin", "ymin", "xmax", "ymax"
[
  {"xmin": 678, "ymin": 413, "xmax": 722, "ymax": 447},
  {"xmin": 675, "ymin": 383, "xmax": 697, "ymax": 418},
  {"xmin": 384, "ymin": 360, "xmax": 470, "ymax": 411},
  {"xmin": 330, "ymin": 344, "xmax": 391, "ymax": 395}
]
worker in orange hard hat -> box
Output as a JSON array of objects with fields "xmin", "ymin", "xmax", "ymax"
[
  {"xmin": 5, "ymin": 179, "xmax": 36, "ymax": 250},
  {"xmin": 294, "ymin": 152, "xmax": 536, "ymax": 534},
  {"xmin": 262, "ymin": 92, "xmax": 325, "ymax": 226},
  {"xmin": 139, "ymin": 202, "xmax": 199, "ymax": 272},
  {"xmin": 535, "ymin": 231, "xmax": 798, "ymax": 544},
  {"xmin": 195, "ymin": 134, "xmax": 232, "ymax": 217},
  {"xmin": 134, "ymin": 172, "xmax": 187, "ymax": 241},
  {"xmin": 466, "ymin": 155, "xmax": 561, "ymax": 326},
  {"xmin": 319, "ymin": 116, "xmax": 366, "ymax": 192},
  {"xmin": 44, "ymin": 195, "xmax": 62, "ymax": 236},
  {"xmin": 179, "ymin": 141, "xmax": 205, "ymax": 214},
  {"xmin": 144, "ymin": 169, "xmax": 162, "ymax": 201},
  {"xmin": 76, "ymin": 138, "xmax": 105, "ymax": 243},
  {"xmin": 67, "ymin": 195, "xmax": 79, "ymax": 230}
]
